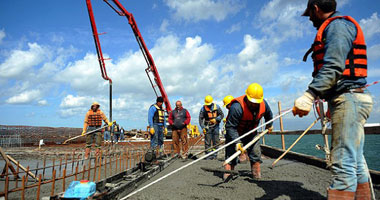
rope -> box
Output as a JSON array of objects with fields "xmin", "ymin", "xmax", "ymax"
[{"xmin": 120, "ymin": 108, "xmax": 292, "ymax": 199}]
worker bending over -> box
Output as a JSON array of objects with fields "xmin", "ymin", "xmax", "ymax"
[
  {"xmin": 199, "ymin": 95, "xmax": 224, "ymax": 160},
  {"xmin": 224, "ymin": 83, "xmax": 273, "ymax": 180},
  {"xmin": 294, "ymin": 0, "xmax": 373, "ymax": 199},
  {"xmin": 82, "ymin": 102, "xmax": 112, "ymax": 159}
]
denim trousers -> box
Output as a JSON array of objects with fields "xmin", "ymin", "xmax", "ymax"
[
  {"xmin": 104, "ymin": 131, "xmax": 111, "ymax": 141},
  {"xmin": 328, "ymin": 90, "xmax": 373, "ymax": 191},
  {"xmin": 151, "ymin": 124, "xmax": 164, "ymax": 148}
]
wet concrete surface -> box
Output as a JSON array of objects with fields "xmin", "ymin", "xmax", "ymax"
[{"xmin": 130, "ymin": 155, "xmax": 380, "ymax": 200}]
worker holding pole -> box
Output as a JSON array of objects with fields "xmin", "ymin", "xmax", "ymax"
[
  {"xmin": 199, "ymin": 95, "xmax": 224, "ymax": 160},
  {"xmin": 82, "ymin": 102, "xmax": 113, "ymax": 159},
  {"xmin": 293, "ymin": 0, "xmax": 373, "ymax": 199},
  {"xmin": 224, "ymin": 83, "xmax": 273, "ymax": 180},
  {"xmin": 148, "ymin": 97, "xmax": 168, "ymax": 154}
]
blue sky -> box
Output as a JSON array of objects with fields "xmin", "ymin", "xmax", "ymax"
[{"xmin": 0, "ymin": 0, "xmax": 379, "ymax": 131}]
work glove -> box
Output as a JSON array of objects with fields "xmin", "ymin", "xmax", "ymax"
[
  {"xmin": 235, "ymin": 143, "xmax": 246, "ymax": 154},
  {"xmin": 149, "ymin": 127, "xmax": 155, "ymax": 135},
  {"xmin": 81, "ymin": 130, "xmax": 86, "ymax": 136},
  {"xmin": 164, "ymin": 128, "xmax": 168, "ymax": 136},
  {"xmin": 209, "ymin": 118, "xmax": 217, "ymax": 124},
  {"xmin": 108, "ymin": 121, "xmax": 114, "ymax": 127},
  {"xmin": 266, "ymin": 126, "xmax": 273, "ymax": 134},
  {"xmin": 293, "ymin": 91, "xmax": 315, "ymax": 117},
  {"xmin": 223, "ymin": 118, "xmax": 226, "ymax": 123},
  {"xmin": 203, "ymin": 128, "xmax": 207, "ymax": 134}
]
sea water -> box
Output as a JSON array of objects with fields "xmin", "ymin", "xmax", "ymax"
[{"xmin": 264, "ymin": 134, "xmax": 380, "ymax": 171}]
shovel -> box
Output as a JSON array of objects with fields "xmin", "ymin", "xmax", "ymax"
[{"xmin": 63, "ymin": 125, "xmax": 109, "ymax": 144}]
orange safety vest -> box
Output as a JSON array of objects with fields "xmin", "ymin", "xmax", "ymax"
[
  {"xmin": 304, "ymin": 16, "xmax": 367, "ymax": 78},
  {"xmin": 230, "ymin": 95, "xmax": 265, "ymax": 135},
  {"xmin": 87, "ymin": 110, "xmax": 103, "ymax": 127},
  {"xmin": 204, "ymin": 104, "xmax": 218, "ymax": 120}
]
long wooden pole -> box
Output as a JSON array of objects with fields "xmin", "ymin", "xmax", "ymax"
[
  {"xmin": 271, "ymin": 118, "xmax": 319, "ymax": 168},
  {"xmin": 278, "ymin": 101, "xmax": 285, "ymax": 150},
  {"xmin": 63, "ymin": 125, "xmax": 109, "ymax": 144},
  {"xmin": 6, "ymin": 155, "xmax": 39, "ymax": 181}
]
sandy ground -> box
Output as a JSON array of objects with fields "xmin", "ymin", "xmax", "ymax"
[{"xmin": 129, "ymin": 155, "xmax": 380, "ymax": 200}]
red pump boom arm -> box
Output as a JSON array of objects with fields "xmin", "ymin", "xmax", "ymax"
[{"xmin": 85, "ymin": 0, "xmax": 172, "ymax": 112}]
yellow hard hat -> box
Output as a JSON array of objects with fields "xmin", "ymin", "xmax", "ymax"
[
  {"xmin": 223, "ymin": 95, "xmax": 234, "ymax": 107},
  {"xmin": 245, "ymin": 83, "xmax": 263, "ymax": 103},
  {"xmin": 204, "ymin": 95, "xmax": 213, "ymax": 105},
  {"xmin": 91, "ymin": 101, "xmax": 100, "ymax": 107}
]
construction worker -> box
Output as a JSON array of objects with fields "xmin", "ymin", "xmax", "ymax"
[
  {"xmin": 222, "ymin": 95, "xmax": 234, "ymax": 136},
  {"xmin": 168, "ymin": 100, "xmax": 191, "ymax": 158},
  {"xmin": 148, "ymin": 96, "xmax": 168, "ymax": 154},
  {"xmin": 199, "ymin": 95, "xmax": 224, "ymax": 160},
  {"xmin": 223, "ymin": 95, "xmax": 234, "ymax": 109},
  {"xmin": 294, "ymin": 0, "xmax": 373, "ymax": 198},
  {"xmin": 224, "ymin": 83, "xmax": 273, "ymax": 180},
  {"xmin": 82, "ymin": 102, "xmax": 113, "ymax": 159},
  {"xmin": 113, "ymin": 123, "xmax": 121, "ymax": 144}
]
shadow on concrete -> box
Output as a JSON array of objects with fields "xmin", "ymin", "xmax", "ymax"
[{"xmin": 247, "ymin": 179, "xmax": 326, "ymax": 200}]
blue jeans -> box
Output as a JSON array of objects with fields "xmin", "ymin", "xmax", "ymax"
[
  {"xmin": 204, "ymin": 126, "xmax": 220, "ymax": 159},
  {"xmin": 328, "ymin": 89, "xmax": 373, "ymax": 192},
  {"xmin": 104, "ymin": 131, "xmax": 110, "ymax": 141},
  {"xmin": 151, "ymin": 124, "xmax": 164, "ymax": 148}
]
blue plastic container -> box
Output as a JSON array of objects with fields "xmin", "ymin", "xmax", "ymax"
[{"xmin": 64, "ymin": 180, "xmax": 96, "ymax": 199}]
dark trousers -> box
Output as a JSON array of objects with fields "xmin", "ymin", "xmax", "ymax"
[
  {"xmin": 225, "ymin": 131, "xmax": 262, "ymax": 165},
  {"xmin": 204, "ymin": 127, "xmax": 220, "ymax": 159}
]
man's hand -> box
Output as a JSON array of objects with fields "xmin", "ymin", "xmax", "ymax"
[
  {"xmin": 266, "ymin": 126, "xmax": 273, "ymax": 134},
  {"xmin": 209, "ymin": 118, "xmax": 217, "ymax": 124},
  {"xmin": 81, "ymin": 130, "xmax": 86, "ymax": 136},
  {"xmin": 203, "ymin": 128, "xmax": 207, "ymax": 134},
  {"xmin": 149, "ymin": 127, "xmax": 155, "ymax": 135},
  {"xmin": 164, "ymin": 128, "xmax": 168, "ymax": 136},
  {"xmin": 293, "ymin": 91, "xmax": 315, "ymax": 117},
  {"xmin": 235, "ymin": 143, "xmax": 245, "ymax": 154}
]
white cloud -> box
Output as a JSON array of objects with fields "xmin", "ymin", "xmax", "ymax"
[
  {"xmin": 0, "ymin": 43, "xmax": 48, "ymax": 78},
  {"xmin": 258, "ymin": 0, "xmax": 311, "ymax": 44},
  {"xmin": 60, "ymin": 95, "xmax": 88, "ymax": 108},
  {"xmin": 164, "ymin": 0, "xmax": 244, "ymax": 22},
  {"xmin": 160, "ymin": 19, "xmax": 170, "ymax": 33},
  {"xmin": 226, "ymin": 23, "xmax": 241, "ymax": 34},
  {"xmin": 283, "ymin": 57, "xmax": 302, "ymax": 66},
  {"xmin": 368, "ymin": 44, "xmax": 380, "ymax": 60},
  {"xmin": 5, "ymin": 89, "xmax": 41, "ymax": 104},
  {"xmin": 360, "ymin": 12, "xmax": 380, "ymax": 40},
  {"xmin": 0, "ymin": 29, "xmax": 5, "ymax": 44},
  {"xmin": 38, "ymin": 99, "xmax": 48, "ymax": 106},
  {"xmin": 55, "ymin": 53, "xmax": 108, "ymax": 95}
]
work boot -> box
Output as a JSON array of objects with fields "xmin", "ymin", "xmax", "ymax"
[
  {"xmin": 355, "ymin": 182, "xmax": 371, "ymax": 200},
  {"xmin": 223, "ymin": 164, "xmax": 235, "ymax": 181},
  {"xmin": 251, "ymin": 162, "xmax": 261, "ymax": 179},
  {"xmin": 327, "ymin": 189, "xmax": 355, "ymax": 200},
  {"xmin": 84, "ymin": 148, "xmax": 91, "ymax": 160}
]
